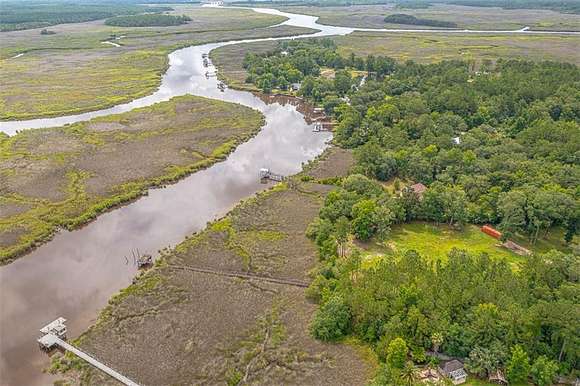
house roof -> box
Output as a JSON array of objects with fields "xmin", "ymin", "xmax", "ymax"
[
  {"xmin": 410, "ymin": 183, "xmax": 427, "ymax": 194},
  {"xmin": 449, "ymin": 368, "xmax": 467, "ymax": 380},
  {"xmin": 440, "ymin": 359, "xmax": 464, "ymax": 374}
]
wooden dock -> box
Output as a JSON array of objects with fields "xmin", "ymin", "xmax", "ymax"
[
  {"xmin": 259, "ymin": 168, "xmax": 285, "ymax": 182},
  {"xmin": 313, "ymin": 121, "xmax": 334, "ymax": 132},
  {"xmin": 38, "ymin": 319, "xmax": 140, "ymax": 386}
]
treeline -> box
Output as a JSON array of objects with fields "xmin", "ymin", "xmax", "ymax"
[
  {"xmin": 105, "ymin": 14, "xmax": 191, "ymax": 27},
  {"xmin": 384, "ymin": 13, "xmax": 457, "ymax": 28},
  {"xmin": 232, "ymin": 0, "xmax": 580, "ymax": 13},
  {"xmin": 246, "ymin": 41, "xmax": 580, "ymax": 245},
  {"xmin": 332, "ymin": 58, "xmax": 579, "ymax": 244},
  {"xmin": 0, "ymin": 1, "xmax": 172, "ymax": 32},
  {"xmin": 395, "ymin": 0, "xmax": 432, "ymax": 9},
  {"xmin": 243, "ymin": 39, "xmax": 396, "ymax": 95}
]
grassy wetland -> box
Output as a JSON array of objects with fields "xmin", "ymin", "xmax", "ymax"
[
  {"xmin": 211, "ymin": 31, "xmax": 580, "ymax": 85},
  {"xmin": 52, "ymin": 147, "xmax": 375, "ymax": 386},
  {"xmin": 335, "ymin": 32, "xmax": 580, "ymax": 65},
  {"xmin": 0, "ymin": 95, "xmax": 264, "ymax": 264},
  {"xmin": 271, "ymin": 3, "xmax": 580, "ymax": 31},
  {"xmin": 0, "ymin": 6, "xmax": 314, "ymax": 121}
]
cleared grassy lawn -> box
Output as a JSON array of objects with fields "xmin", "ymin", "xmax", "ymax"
[
  {"xmin": 335, "ymin": 32, "xmax": 580, "ymax": 65},
  {"xmin": 360, "ymin": 222, "xmax": 572, "ymax": 268},
  {"xmin": 465, "ymin": 380, "xmax": 498, "ymax": 386}
]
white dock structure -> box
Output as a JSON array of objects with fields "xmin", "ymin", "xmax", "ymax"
[
  {"xmin": 313, "ymin": 121, "xmax": 334, "ymax": 132},
  {"xmin": 259, "ymin": 168, "xmax": 285, "ymax": 182},
  {"xmin": 38, "ymin": 318, "xmax": 140, "ymax": 386}
]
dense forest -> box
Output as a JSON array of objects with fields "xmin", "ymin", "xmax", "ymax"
[
  {"xmin": 383, "ymin": 13, "xmax": 457, "ymax": 28},
  {"xmin": 0, "ymin": 1, "xmax": 172, "ymax": 32},
  {"xmin": 244, "ymin": 39, "xmax": 579, "ymax": 384},
  {"xmin": 105, "ymin": 14, "xmax": 191, "ymax": 27},
  {"xmin": 307, "ymin": 239, "xmax": 578, "ymax": 385},
  {"xmin": 244, "ymin": 39, "xmax": 579, "ymax": 244}
]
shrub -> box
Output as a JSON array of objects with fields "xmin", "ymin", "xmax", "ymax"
[
  {"xmin": 507, "ymin": 345, "xmax": 530, "ymax": 384},
  {"xmin": 310, "ymin": 295, "xmax": 351, "ymax": 341},
  {"xmin": 530, "ymin": 356, "xmax": 559, "ymax": 386},
  {"xmin": 385, "ymin": 337, "xmax": 408, "ymax": 369}
]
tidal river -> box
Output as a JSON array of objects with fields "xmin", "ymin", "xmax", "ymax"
[{"xmin": 0, "ymin": 6, "xmax": 577, "ymax": 386}]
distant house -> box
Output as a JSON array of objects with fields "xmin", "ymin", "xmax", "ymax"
[
  {"xmin": 291, "ymin": 83, "xmax": 301, "ymax": 91},
  {"xmin": 439, "ymin": 360, "xmax": 467, "ymax": 385},
  {"xmin": 403, "ymin": 182, "xmax": 427, "ymax": 200}
]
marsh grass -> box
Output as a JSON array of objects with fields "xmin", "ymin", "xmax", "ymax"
[{"xmin": 0, "ymin": 95, "xmax": 264, "ymax": 264}]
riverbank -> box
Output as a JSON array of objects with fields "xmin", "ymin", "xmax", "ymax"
[
  {"xmin": 0, "ymin": 95, "xmax": 264, "ymax": 264},
  {"xmin": 0, "ymin": 5, "xmax": 328, "ymax": 122},
  {"xmin": 210, "ymin": 41, "xmax": 278, "ymax": 91},
  {"xmin": 52, "ymin": 146, "xmax": 372, "ymax": 385},
  {"xmin": 0, "ymin": 24, "xmax": 315, "ymax": 122}
]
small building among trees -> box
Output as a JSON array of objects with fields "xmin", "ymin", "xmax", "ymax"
[
  {"xmin": 439, "ymin": 359, "xmax": 468, "ymax": 384},
  {"xmin": 403, "ymin": 182, "xmax": 427, "ymax": 200}
]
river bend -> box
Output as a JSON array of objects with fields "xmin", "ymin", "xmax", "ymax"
[{"xmin": 0, "ymin": 6, "xmax": 578, "ymax": 386}]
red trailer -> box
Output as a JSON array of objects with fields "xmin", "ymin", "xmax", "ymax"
[{"xmin": 481, "ymin": 225, "xmax": 502, "ymax": 239}]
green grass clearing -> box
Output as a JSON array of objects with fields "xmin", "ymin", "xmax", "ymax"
[{"xmin": 359, "ymin": 221, "xmax": 571, "ymax": 269}]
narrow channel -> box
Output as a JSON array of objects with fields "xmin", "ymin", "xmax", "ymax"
[{"xmin": 1, "ymin": 6, "xmax": 578, "ymax": 386}]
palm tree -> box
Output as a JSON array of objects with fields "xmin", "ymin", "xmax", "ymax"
[{"xmin": 399, "ymin": 361, "xmax": 418, "ymax": 386}]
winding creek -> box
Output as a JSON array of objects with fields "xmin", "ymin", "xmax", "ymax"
[{"xmin": 1, "ymin": 6, "xmax": 579, "ymax": 386}]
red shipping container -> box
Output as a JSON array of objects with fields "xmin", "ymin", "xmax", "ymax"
[{"xmin": 481, "ymin": 225, "xmax": 502, "ymax": 239}]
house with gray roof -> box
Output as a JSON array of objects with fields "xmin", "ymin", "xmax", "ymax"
[{"xmin": 439, "ymin": 359, "xmax": 467, "ymax": 385}]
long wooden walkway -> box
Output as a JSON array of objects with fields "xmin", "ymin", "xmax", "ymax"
[
  {"xmin": 40, "ymin": 334, "xmax": 140, "ymax": 386},
  {"xmin": 168, "ymin": 265, "xmax": 309, "ymax": 288}
]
